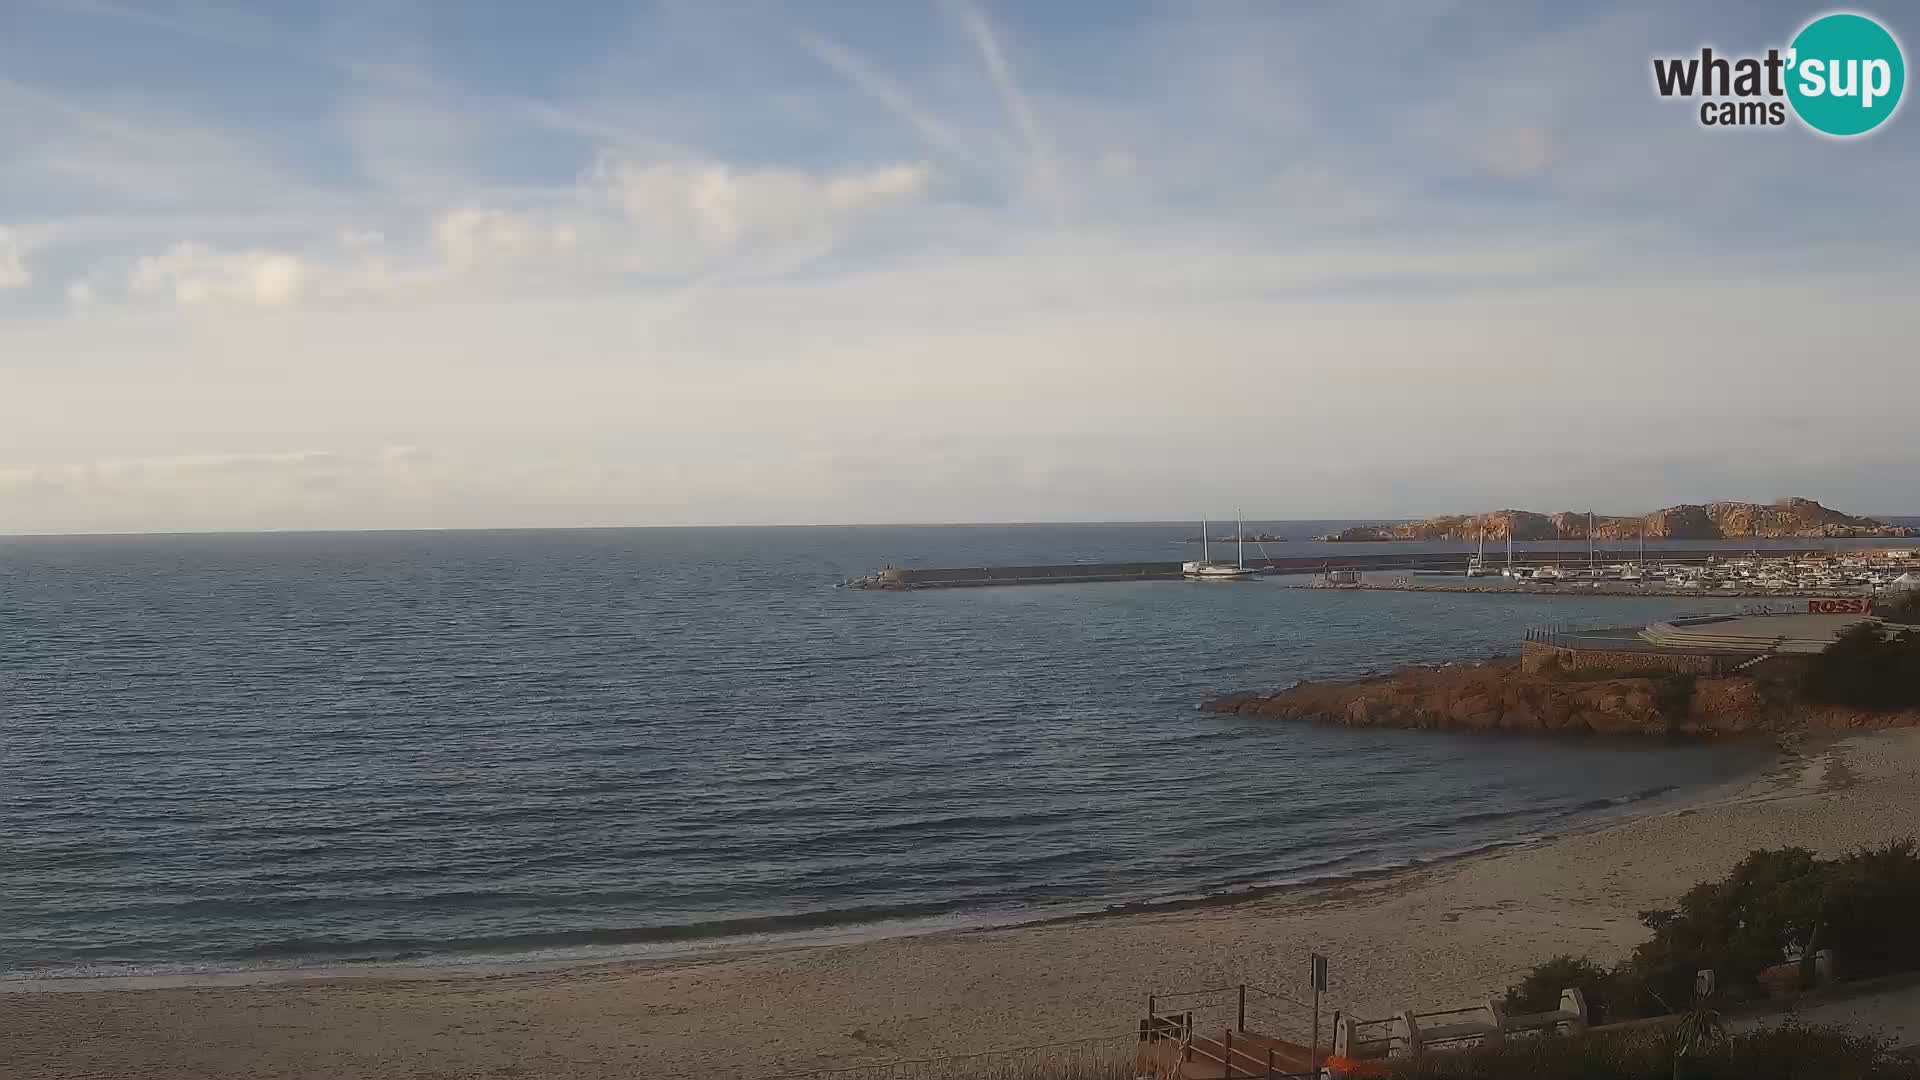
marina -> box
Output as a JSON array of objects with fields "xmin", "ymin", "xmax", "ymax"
[{"xmin": 844, "ymin": 546, "xmax": 1919, "ymax": 594}]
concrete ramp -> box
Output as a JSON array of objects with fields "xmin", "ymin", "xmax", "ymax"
[{"xmin": 1640, "ymin": 612, "xmax": 1876, "ymax": 654}]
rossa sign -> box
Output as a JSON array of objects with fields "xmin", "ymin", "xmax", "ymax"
[{"xmin": 1808, "ymin": 596, "xmax": 1872, "ymax": 614}]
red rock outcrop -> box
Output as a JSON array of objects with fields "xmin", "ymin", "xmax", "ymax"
[
  {"xmin": 1315, "ymin": 498, "xmax": 1912, "ymax": 543},
  {"xmin": 1201, "ymin": 658, "xmax": 1920, "ymax": 737}
]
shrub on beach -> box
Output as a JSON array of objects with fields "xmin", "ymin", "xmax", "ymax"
[
  {"xmin": 1376, "ymin": 1024, "xmax": 1919, "ymax": 1079},
  {"xmin": 1615, "ymin": 847, "xmax": 1829, "ymax": 1015},
  {"xmin": 1500, "ymin": 954, "xmax": 1615, "ymax": 1024},
  {"xmin": 1505, "ymin": 841, "xmax": 1920, "ymax": 1021},
  {"xmin": 1799, "ymin": 623, "xmax": 1920, "ymax": 709},
  {"xmin": 1816, "ymin": 837, "xmax": 1920, "ymax": 980},
  {"xmin": 1627, "ymin": 840, "xmax": 1920, "ymax": 1005}
]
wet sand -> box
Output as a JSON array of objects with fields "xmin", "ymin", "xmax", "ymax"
[{"xmin": 7, "ymin": 731, "xmax": 1918, "ymax": 1080}]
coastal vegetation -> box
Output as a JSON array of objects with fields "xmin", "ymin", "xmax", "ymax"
[
  {"xmin": 930, "ymin": 1027, "xmax": 1916, "ymax": 1079},
  {"xmin": 1374, "ymin": 1025, "xmax": 1919, "ymax": 1079},
  {"xmin": 1504, "ymin": 841, "xmax": 1920, "ymax": 1024},
  {"xmin": 1877, "ymin": 587, "xmax": 1920, "ymax": 624},
  {"xmin": 1800, "ymin": 624, "xmax": 1920, "ymax": 710},
  {"xmin": 1201, "ymin": 656, "xmax": 1919, "ymax": 738},
  {"xmin": 1315, "ymin": 497, "xmax": 1912, "ymax": 542},
  {"xmin": 1204, "ymin": 624, "xmax": 1920, "ymax": 737}
]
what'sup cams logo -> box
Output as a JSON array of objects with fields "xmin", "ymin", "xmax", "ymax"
[{"xmin": 1653, "ymin": 11, "xmax": 1905, "ymax": 135}]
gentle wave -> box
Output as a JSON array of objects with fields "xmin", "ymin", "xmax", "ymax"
[
  {"xmin": 234, "ymin": 901, "xmax": 978, "ymax": 962},
  {"xmin": 0, "ymin": 525, "xmax": 1781, "ymax": 977}
]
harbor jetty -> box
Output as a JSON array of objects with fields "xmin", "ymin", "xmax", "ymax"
[{"xmin": 841, "ymin": 546, "xmax": 1863, "ymax": 590}]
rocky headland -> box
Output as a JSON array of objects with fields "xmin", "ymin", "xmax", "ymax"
[
  {"xmin": 1316, "ymin": 497, "xmax": 1913, "ymax": 543},
  {"xmin": 1200, "ymin": 657, "xmax": 1920, "ymax": 738}
]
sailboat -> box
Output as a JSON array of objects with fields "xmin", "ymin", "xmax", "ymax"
[
  {"xmin": 1467, "ymin": 524, "xmax": 1487, "ymax": 576},
  {"xmin": 1184, "ymin": 512, "xmax": 1261, "ymax": 580},
  {"xmin": 1620, "ymin": 528, "xmax": 1645, "ymax": 582},
  {"xmin": 1501, "ymin": 525, "xmax": 1527, "ymax": 578}
]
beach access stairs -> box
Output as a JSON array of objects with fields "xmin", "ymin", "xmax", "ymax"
[
  {"xmin": 1136, "ymin": 984, "xmax": 1322, "ymax": 1079},
  {"xmin": 1330, "ymin": 988, "xmax": 1589, "ymax": 1073}
]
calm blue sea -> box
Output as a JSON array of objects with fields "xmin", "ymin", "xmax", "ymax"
[{"xmin": 7, "ymin": 521, "xmax": 1900, "ymax": 980}]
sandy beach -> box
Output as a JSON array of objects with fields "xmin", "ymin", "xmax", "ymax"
[{"xmin": 6, "ymin": 730, "xmax": 1919, "ymax": 1080}]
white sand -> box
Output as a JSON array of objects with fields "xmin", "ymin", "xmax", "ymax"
[{"xmin": 6, "ymin": 731, "xmax": 1918, "ymax": 1080}]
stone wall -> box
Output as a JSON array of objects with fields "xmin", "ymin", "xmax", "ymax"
[{"xmin": 1520, "ymin": 640, "xmax": 1734, "ymax": 676}]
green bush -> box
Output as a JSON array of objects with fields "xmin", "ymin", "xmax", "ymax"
[
  {"xmin": 1800, "ymin": 623, "xmax": 1920, "ymax": 709},
  {"xmin": 1873, "ymin": 587, "xmax": 1920, "ymax": 624},
  {"xmin": 1502, "ymin": 955, "xmax": 1616, "ymax": 1024},
  {"xmin": 1818, "ymin": 837, "xmax": 1920, "ymax": 979},
  {"xmin": 1379, "ymin": 1025, "xmax": 1919, "ymax": 1079},
  {"xmin": 1540, "ymin": 840, "xmax": 1920, "ymax": 1018},
  {"xmin": 1719, "ymin": 1023, "xmax": 1920, "ymax": 1080},
  {"xmin": 1613, "ymin": 847, "xmax": 1827, "ymax": 1015}
]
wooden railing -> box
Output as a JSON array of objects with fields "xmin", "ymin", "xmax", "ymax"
[{"xmin": 1141, "ymin": 983, "xmax": 1321, "ymax": 1078}]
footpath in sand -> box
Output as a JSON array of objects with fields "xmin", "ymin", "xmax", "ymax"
[{"xmin": 6, "ymin": 732, "xmax": 1920, "ymax": 1080}]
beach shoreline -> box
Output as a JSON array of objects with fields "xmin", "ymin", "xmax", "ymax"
[
  {"xmin": 9, "ymin": 729, "xmax": 1918, "ymax": 1079},
  {"xmin": 0, "ymin": 736, "xmax": 1783, "ymax": 996}
]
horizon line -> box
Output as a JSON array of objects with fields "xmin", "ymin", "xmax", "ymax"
[{"xmin": 6, "ymin": 510, "xmax": 1918, "ymax": 542}]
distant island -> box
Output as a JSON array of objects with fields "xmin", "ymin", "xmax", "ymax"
[
  {"xmin": 1315, "ymin": 497, "xmax": 1915, "ymax": 542},
  {"xmin": 1184, "ymin": 531, "xmax": 1289, "ymax": 543}
]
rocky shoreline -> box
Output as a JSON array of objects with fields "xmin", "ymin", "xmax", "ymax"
[{"xmin": 1200, "ymin": 657, "xmax": 1920, "ymax": 737}]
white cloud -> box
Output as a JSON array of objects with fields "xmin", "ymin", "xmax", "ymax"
[
  {"xmin": 7, "ymin": 4, "xmax": 1920, "ymax": 534},
  {"xmin": 587, "ymin": 156, "xmax": 929, "ymax": 251},
  {"xmin": 0, "ymin": 225, "xmax": 34, "ymax": 289},
  {"xmin": 1480, "ymin": 126, "xmax": 1552, "ymax": 179},
  {"xmin": 1097, "ymin": 150, "xmax": 1136, "ymax": 181},
  {"xmin": 432, "ymin": 207, "xmax": 574, "ymax": 271},
  {"xmin": 824, "ymin": 163, "xmax": 930, "ymax": 207},
  {"xmin": 127, "ymin": 242, "xmax": 306, "ymax": 307}
]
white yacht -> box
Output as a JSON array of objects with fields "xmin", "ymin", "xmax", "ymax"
[{"xmin": 1184, "ymin": 513, "xmax": 1260, "ymax": 580}]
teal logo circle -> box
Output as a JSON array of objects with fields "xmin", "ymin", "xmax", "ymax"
[{"xmin": 1787, "ymin": 13, "xmax": 1905, "ymax": 136}]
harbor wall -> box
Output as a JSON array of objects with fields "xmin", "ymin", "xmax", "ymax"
[{"xmin": 879, "ymin": 561, "xmax": 1183, "ymax": 587}]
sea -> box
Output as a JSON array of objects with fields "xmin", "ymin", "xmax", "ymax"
[{"xmin": 3, "ymin": 521, "xmax": 1910, "ymax": 983}]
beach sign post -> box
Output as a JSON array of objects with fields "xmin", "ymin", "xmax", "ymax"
[{"xmin": 1310, "ymin": 952, "xmax": 1329, "ymax": 1077}]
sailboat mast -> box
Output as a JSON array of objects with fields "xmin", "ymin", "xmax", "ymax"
[
  {"xmin": 1589, "ymin": 511, "xmax": 1596, "ymax": 569},
  {"xmin": 1202, "ymin": 516, "xmax": 1210, "ymax": 565},
  {"xmin": 1506, "ymin": 520, "xmax": 1513, "ymax": 571},
  {"xmin": 1237, "ymin": 510, "xmax": 1245, "ymax": 570}
]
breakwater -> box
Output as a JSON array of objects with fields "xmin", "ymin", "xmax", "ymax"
[
  {"xmin": 843, "ymin": 547, "xmax": 1843, "ymax": 590},
  {"xmin": 846, "ymin": 561, "xmax": 1183, "ymax": 589}
]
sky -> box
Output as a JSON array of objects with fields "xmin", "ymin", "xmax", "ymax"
[{"xmin": 2, "ymin": 0, "xmax": 1918, "ymax": 534}]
